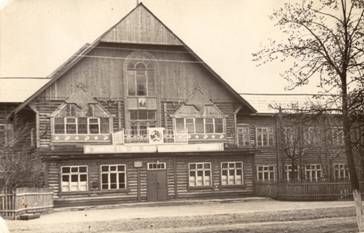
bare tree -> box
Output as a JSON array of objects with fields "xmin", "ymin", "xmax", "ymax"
[{"xmin": 254, "ymin": 1, "xmax": 364, "ymax": 229}]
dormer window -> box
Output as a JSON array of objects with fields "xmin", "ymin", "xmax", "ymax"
[{"xmin": 175, "ymin": 117, "xmax": 225, "ymax": 134}]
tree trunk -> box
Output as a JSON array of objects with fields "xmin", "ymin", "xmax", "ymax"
[
  {"xmin": 341, "ymin": 74, "xmax": 363, "ymax": 231},
  {"xmin": 353, "ymin": 189, "xmax": 363, "ymax": 232}
]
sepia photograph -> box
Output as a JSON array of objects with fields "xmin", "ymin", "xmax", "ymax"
[{"xmin": 0, "ymin": 0, "xmax": 364, "ymax": 232}]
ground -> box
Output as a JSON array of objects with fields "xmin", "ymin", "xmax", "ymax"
[{"xmin": 5, "ymin": 198, "xmax": 360, "ymax": 233}]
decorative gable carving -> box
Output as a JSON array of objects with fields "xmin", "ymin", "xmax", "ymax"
[
  {"xmin": 51, "ymin": 89, "xmax": 111, "ymax": 118},
  {"xmin": 173, "ymin": 88, "xmax": 226, "ymax": 118}
]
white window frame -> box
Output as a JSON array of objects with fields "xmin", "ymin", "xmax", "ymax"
[
  {"xmin": 147, "ymin": 162, "xmax": 167, "ymax": 170},
  {"xmin": 61, "ymin": 165, "xmax": 88, "ymax": 192},
  {"xmin": 221, "ymin": 162, "xmax": 244, "ymax": 185},
  {"xmin": 333, "ymin": 163, "xmax": 349, "ymax": 180},
  {"xmin": 237, "ymin": 125, "xmax": 250, "ymax": 147},
  {"xmin": 284, "ymin": 164, "xmax": 300, "ymax": 182},
  {"xmin": 256, "ymin": 127, "xmax": 274, "ymax": 147},
  {"xmin": 188, "ymin": 162, "xmax": 212, "ymax": 187},
  {"xmin": 100, "ymin": 164, "xmax": 127, "ymax": 190},
  {"xmin": 174, "ymin": 118, "xmax": 225, "ymax": 134},
  {"xmin": 256, "ymin": 165, "xmax": 275, "ymax": 182},
  {"xmin": 54, "ymin": 117, "xmax": 107, "ymax": 135},
  {"xmin": 88, "ymin": 117, "xmax": 101, "ymax": 134},
  {"xmin": 305, "ymin": 164, "xmax": 322, "ymax": 182}
]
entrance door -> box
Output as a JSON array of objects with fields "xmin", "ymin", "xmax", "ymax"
[{"xmin": 147, "ymin": 170, "xmax": 168, "ymax": 201}]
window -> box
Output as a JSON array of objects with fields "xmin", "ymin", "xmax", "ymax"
[
  {"xmin": 329, "ymin": 127, "xmax": 344, "ymax": 145},
  {"xmin": 174, "ymin": 118, "xmax": 225, "ymax": 134},
  {"xmin": 54, "ymin": 117, "xmax": 109, "ymax": 135},
  {"xmin": 128, "ymin": 63, "xmax": 154, "ymax": 96},
  {"xmin": 0, "ymin": 125, "xmax": 6, "ymax": 147},
  {"xmin": 283, "ymin": 127, "xmax": 298, "ymax": 146},
  {"xmin": 334, "ymin": 164, "xmax": 349, "ymax": 180},
  {"xmin": 221, "ymin": 162, "xmax": 244, "ymax": 185},
  {"xmin": 147, "ymin": 162, "xmax": 166, "ymax": 170},
  {"xmin": 284, "ymin": 164, "xmax": 300, "ymax": 182},
  {"xmin": 100, "ymin": 164, "xmax": 126, "ymax": 190},
  {"xmin": 61, "ymin": 166, "xmax": 88, "ymax": 192},
  {"xmin": 129, "ymin": 110, "xmax": 156, "ymax": 135},
  {"xmin": 237, "ymin": 125, "xmax": 250, "ymax": 147},
  {"xmin": 256, "ymin": 127, "xmax": 274, "ymax": 147},
  {"xmin": 189, "ymin": 162, "xmax": 211, "ymax": 187},
  {"xmin": 257, "ymin": 165, "xmax": 275, "ymax": 182},
  {"xmin": 303, "ymin": 127, "xmax": 321, "ymax": 145},
  {"xmin": 305, "ymin": 164, "xmax": 322, "ymax": 182}
]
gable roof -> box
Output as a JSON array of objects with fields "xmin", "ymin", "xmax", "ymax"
[{"xmin": 13, "ymin": 3, "xmax": 256, "ymax": 114}]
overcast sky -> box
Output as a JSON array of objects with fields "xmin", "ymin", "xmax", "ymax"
[{"xmin": 0, "ymin": 0, "xmax": 317, "ymax": 94}]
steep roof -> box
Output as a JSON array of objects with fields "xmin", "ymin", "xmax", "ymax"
[{"xmin": 13, "ymin": 3, "xmax": 256, "ymax": 114}]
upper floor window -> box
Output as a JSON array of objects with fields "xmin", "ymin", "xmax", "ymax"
[
  {"xmin": 328, "ymin": 127, "xmax": 344, "ymax": 145},
  {"xmin": 0, "ymin": 124, "xmax": 6, "ymax": 147},
  {"xmin": 237, "ymin": 125, "xmax": 250, "ymax": 147},
  {"xmin": 127, "ymin": 63, "xmax": 155, "ymax": 97},
  {"xmin": 282, "ymin": 127, "xmax": 298, "ymax": 146},
  {"xmin": 54, "ymin": 117, "xmax": 109, "ymax": 135},
  {"xmin": 303, "ymin": 127, "xmax": 321, "ymax": 145},
  {"xmin": 256, "ymin": 127, "xmax": 274, "ymax": 147},
  {"xmin": 175, "ymin": 118, "xmax": 224, "ymax": 134},
  {"xmin": 129, "ymin": 110, "xmax": 156, "ymax": 135}
]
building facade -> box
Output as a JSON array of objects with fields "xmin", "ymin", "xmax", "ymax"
[{"xmin": 0, "ymin": 4, "xmax": 361, "ymax": 206}]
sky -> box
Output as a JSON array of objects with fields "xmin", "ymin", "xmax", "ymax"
[{"xmin": 0, "ymin": 0, "xmax": 317, "ymax": 94}]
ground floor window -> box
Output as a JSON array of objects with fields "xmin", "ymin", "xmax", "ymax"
[
  {"xmin": 333, "ymin": 163, "xmax": 349, "ymax": 180},
  {"xmin": 305, "ymin": 164, "xmax": 322, "ymax": 182},
  {"xmin": 189, "ymin": 162, "xmax": 211, "ymax": 187},
  {"xmin": 61, "ymin": 166, "xmax": 88, "ymax": 192},
  {"xmin": 100, "ymin": 164, "xmax": 126, "ymax": 190},
  {"xmin": 221, "ymin": 162, "xmax": 244, "ymax": 185},
  {"xmin": 257, "ymin": 165, "xmax": 275, "ymax": 182},
  {"xmin": 284, "ymin": 164, "xmax": 300, "ymax": 182}
]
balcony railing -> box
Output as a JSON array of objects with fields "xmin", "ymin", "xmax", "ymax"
[{"xmin": 122, "ymin": 129, "xmax": 188, "ymax": 144}]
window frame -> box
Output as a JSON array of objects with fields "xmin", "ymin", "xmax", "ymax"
[
  {"xmin": 147, "ymin": 162, "xmax": 167, "ymax": 170},
  {"xmin": 256, "ymin": 165, "xmax": 276, "ymax": 182},
  {"xmin": 188, "ymin": 162, "xmax": 212, "ymax": 187},
  {"xmin": 221, "ymin": 161, "xmax": 244, "ymax": 186},
  {"xmin": 333, "ymin": 163, "xmax": 349, "ymax": 180},
  {"xmin": 53, "ymin": 116, "xmax": 108, "ymax": 135},
  {"xmin": 284, "ymin": 164, "xmax": 300, "ymax": 182},
  {"xmin": 304, "ymin": 164, "xmax": 322, "ymax": 182},
  {"xmin": 237, "ymin": 125, "xmax": 250, "ymax": 147},
  {"xmin": 256, "ymin": 127, "xmax": 275, "ymax": 147},
  {"xmin": 60, "ymin": 165, "xmax": 88, "ymax": 192},
  {"xmin": 100, "ymin": 164, "xmax": 127, "ymax": 190},
  {"xmin": 174, "ymin": 117, "xmax": 225, "ymax": 134}
]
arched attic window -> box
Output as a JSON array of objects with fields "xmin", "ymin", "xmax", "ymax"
[{"xmin": 125, "ymin": 52, "xmax": 156, "ymax": 97}]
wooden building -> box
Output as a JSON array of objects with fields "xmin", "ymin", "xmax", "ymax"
[
  {"xmin": 9, "ymin": 4, "xmax": 256, "ymax": 206},
  {"xmin": 2, "ymin": 4, "xmax": 361, "ymax": 205}
]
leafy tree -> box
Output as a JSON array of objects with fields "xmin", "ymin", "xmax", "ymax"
[{"xmin": 254, "ymin": 0, "xmax": 364, "ymax": 230}]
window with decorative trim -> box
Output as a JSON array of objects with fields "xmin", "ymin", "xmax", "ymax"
[
  {"xmin": 256, "ymin": 127, "xmax": 274, "ymax": 147},
  {"xmin": 175, "ymin": 118, "xmax": 224, "ymax": 134},
  {"xmin": 100, "ymin": 164, "xmax": 126, "ymax": 190},
  {"xmin": 189, "ymin": 162, "xmax": 211, "ymax": 187},
  {"xmin": 54, "ymin": 117, "xmax": 109, "ymax": 135},
  {"xmin": 221, "ymin": 162, "xmax": 244, "ymax": 185},
  {"xmin": 256, "ymin": 165, "xmax": 275, "ymax": 182},
  {"xmin": 328, "ymin": 127, "xmax": 344, "ymax": 145},
  {"xmin": 61, "ymin": 166, "xmax": 88, "ymax": 192},
  {"xmin": 305, "ymin": 164, "xmax": 322, "ymax": 182},
  {"xmin": 333, "ymin": 163, "xmax": 349, "ymax": 180}
]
